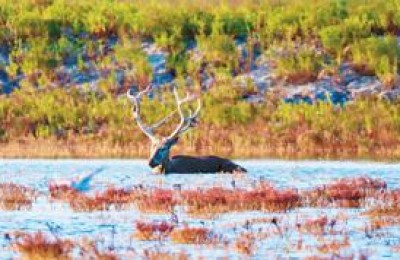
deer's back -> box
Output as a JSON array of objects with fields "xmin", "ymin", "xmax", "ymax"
[{"xmin": 167, "ymin": 155, "xmax": 245, "ymax": 174}]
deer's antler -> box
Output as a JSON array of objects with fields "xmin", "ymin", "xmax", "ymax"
[
  {"xmin": 168, "ymin": 85, "xmax": 201, "ymax": 139},
  {"xmin": 127, "ymin": 84, "xmax": 201, "ymax": 142},
  {"xmin": 127, "ymin": 85, "xmax": 158, "ymax": 142}
]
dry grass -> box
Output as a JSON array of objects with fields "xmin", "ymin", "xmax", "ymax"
[
  {"xmin": 0, "ymin": 139, "xmax": 149, "ymax": 159},
  {"xmin": 2, "ymin": 136, "xmax": 400, "ymax": 161},
  {"xmin": 0, "ymin": 183, "xmax": 38, "ymax": 210},
  {"xmin": 285, "ymin": 71, "xmax": 318, "ymax": 85}
]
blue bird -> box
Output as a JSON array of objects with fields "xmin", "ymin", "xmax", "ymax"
[
  {"xmin": 49, "ymin": 167, "xmax": 106, "ymax": 193},
  {"xmin": 70, "ymin": 167, "xmax": 106, "ymax": 192}
]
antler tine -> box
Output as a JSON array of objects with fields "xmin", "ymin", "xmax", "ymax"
[
  {"xmin": 168, "ymin": 86, "xmax": 201, "ymax": 139},
  {"xmin": 126, "ymin": 85, "xmax": 157, "ymax": 142},
  {"xmin": 150, "ymin": 109, "xmax": 177, "ymax": 129},
  {"xmin": 176, "ymin": 97, "xmax": 201, "ymax": 135}
]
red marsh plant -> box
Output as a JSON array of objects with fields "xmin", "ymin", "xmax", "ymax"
[
  {"xmin": 49, "ymin": 185, "xmax": 139, "ymax": 211},
  {"xmin": 12, "ymin": 231, "xmax": 74, "ymax": 260},
  {"xmin": 238, "ymin": 183, "xmax": 300, "ymax": 212},
  {"xmin": 181, "ymin": 184, "xmax": 300, "ymax": 215},
  {"xmin": 302, "ymin": 177, "xmax": 386, "ymax": 208},
  {"xmin": 134, "ymin": 221, "xmax": 175, "ymax": 241},
  {"xmin": 49, "ymin": 184, "xmax": 82, "ymax": 202},
  {"xmin": 135, "ymin": 188, "xmax": 178, "ymax": 213},
  {"xmin": 170, "ymin": 226, "xmax": 212, "ymax": 244},
  {"xmin": 70, "ymin": 187, "xmax": 138, "ymax": 211},
  {"xmin": 0, "ymin": 183, "xmax": 38, "ymax": 210}
]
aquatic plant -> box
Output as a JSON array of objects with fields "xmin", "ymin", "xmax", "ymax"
[
  {"xmin": 134, "ymin": 221, "xmax": 175, "ymax": 241},
  {"xmin": 12, "ymin": 232, "xmax": 74, "ymax": 260},
  {"xmin": 170, "ymin": 226, "xmax": 211, "ymax": 244},
  {"xmin": 49, "ymin": 185, "xmax": 138, "ymax": 211},
  {"xmin": 303, "ymin": 177, "xmax": 386, "ymax": 207},
  {"xmin": 181, "ymin": 183, "xmax": 300, "ymax": 215},
  {"xmin": 0, "ymin": 183, "xmax": 37, "ymax": 210},
  {"xmin": 135, "ymin": 188, "xmax": 178, "ymax": 213},
  {"xmin": 300, "ymin": 215, "xmax": 329, "ymax": 235}
]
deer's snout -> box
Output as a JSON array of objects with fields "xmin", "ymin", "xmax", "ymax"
[{"xmin": 149, "ymin": 159, "xmax": 159, "ymax": 168}]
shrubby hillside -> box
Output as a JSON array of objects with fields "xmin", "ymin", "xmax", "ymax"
[{"xmin": 0, "ymin": 0, "xmax": 400, "ymax": 159}]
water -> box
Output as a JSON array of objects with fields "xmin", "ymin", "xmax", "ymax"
[{"xmin": 1, "ymin": 159, "xmax": 400, "ymax": 259}]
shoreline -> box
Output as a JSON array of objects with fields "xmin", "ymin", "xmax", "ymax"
[{"xmin": 1, "ymin": 140, "xmax": 400, "ymax": 162}]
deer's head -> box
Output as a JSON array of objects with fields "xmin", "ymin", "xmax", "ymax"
[
  {"xmin": 127, "ymin": 85, "xmax": 201, "ymax": 173},
  {"xmin": 148, "ymin": 137, "xmax": 178, "ymax": 168}
]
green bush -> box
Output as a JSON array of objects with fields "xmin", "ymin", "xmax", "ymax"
[
  {"xmin": 351, "ymin": 36, "xmax": 399, "ymax": 86},
  {"xmin": 272, "ymin": 46, "xmax": 324, "ymax": 84}
]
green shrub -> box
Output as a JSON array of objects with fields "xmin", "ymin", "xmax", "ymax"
[
  {"xmin": 272, "ymin": 46, "xmax": 324, "ymax": 84},
  {"xmin": 351, "ymin": 36, "xmax": 399, "ymax": 86}
]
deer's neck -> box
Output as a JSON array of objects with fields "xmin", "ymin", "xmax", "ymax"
[
  {"xmin": 161, "ymin": 155, "xmax": 171, "ymax": 173},
  {"xmin": 151, "ymin": 156, "xmax": 171, "ymax": 174}
]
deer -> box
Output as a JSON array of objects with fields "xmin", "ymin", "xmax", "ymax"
[{"xmin": 127, "ymin": 85, "xmax": 247, "ymax": 174}]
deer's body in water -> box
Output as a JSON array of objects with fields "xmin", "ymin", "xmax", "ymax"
[
  {"xmin": 161, "ymin": 155, "xmax": 246, "ymax": 174},
  {"xmin": 127, "ymin": 85, "xmax": 247, "ymax": 174}
]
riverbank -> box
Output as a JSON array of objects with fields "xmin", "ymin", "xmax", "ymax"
[
  {"xmin": 2, "ymin": 88, "xmax": 400, "ymax": 161},
  {"xmin": 1, "ymin": 138, "xmax": 400, "ymax": 161}
]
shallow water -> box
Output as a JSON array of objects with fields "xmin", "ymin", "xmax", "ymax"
[{"xmin": 1, "ymin": 159, "xmax": 400, "ymax": 259}]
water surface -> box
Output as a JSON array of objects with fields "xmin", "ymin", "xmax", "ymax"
[{"xmin": 1, "ymin": 159, "xmax": 399, "ymax": 259}]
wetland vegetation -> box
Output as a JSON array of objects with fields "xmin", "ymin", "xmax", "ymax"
[
  {"xmin": 0, "ymin": 0, "xmax": 400, "ymax": 159},
  {"xmin": 1, "ymin": 1, "xmax": 400, "ymax": 258}
]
